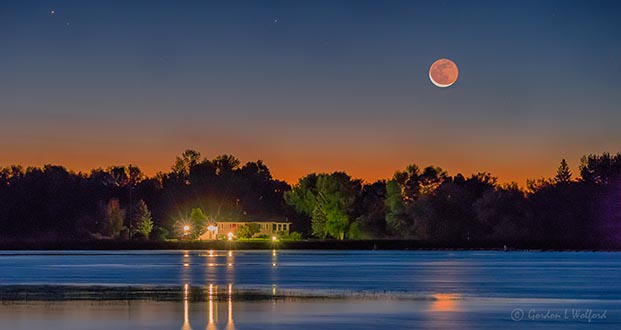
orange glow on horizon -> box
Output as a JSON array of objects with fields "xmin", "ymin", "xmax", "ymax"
[
  {"xmin": 0, "ymin": 113, "xmax": 602, "ymax": 187},
  {"xmin": 0, "ymin": 150, "xmax": 561, "ymax": 187}
]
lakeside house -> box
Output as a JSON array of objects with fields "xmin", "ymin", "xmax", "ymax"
[{"xmin": 198, "ymin": 216, "xmax": 291, "ymax": 240}]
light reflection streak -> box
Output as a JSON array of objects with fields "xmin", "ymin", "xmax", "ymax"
[
  {"xmin": 207, "ymin": 283, "xmax": 216, "ymax": 330},
  {"xmin": 226, "ymin": 283, "xmax": 235, "ymax": 330},
  {"xmin": 181, "ymin": 284, "xmax": 192, "ymax": 330}
]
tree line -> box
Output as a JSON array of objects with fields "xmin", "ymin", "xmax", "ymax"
[{"xmin": 0, "ymin": 150, "xmax": 620, "ymax": 247}]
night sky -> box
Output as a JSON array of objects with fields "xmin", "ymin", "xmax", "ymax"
[{"xmin": 1, "ymin": 0, "xmax": 620, "ymax": 184}]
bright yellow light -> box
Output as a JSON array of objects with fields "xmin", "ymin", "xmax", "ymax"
[
  {"xmin": 272, "ymin": 236, "xmax": 277, "ymax": 241},
  {"xmin": 183, "ymin": 225, "xmax": 190, "ymax": 232}
]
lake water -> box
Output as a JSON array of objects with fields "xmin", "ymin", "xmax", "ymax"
[{"xmin": 0, "ymin": 250, "xmax": 620, "ymax": 329}]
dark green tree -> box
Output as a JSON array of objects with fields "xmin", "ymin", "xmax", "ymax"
[
  {"xmin": 384, "ymin": 179, "xmax": 410, "ymax": 237},
  {"xmin": 285, "ymin": 172, "xmax": 360, "ymax": 239},
  {"xmin": 188, "ymin": 207, "xmax": 208, "ymax": 239},
  {"xmin": 237, "ymin": 223, "xmax": 260, "ymax": 238},
  {"xmin": 133, "ymin": 199, "xmax": 154, "ymax": 239}
]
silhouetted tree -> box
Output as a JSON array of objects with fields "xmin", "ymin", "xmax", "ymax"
[
  {"xmin": 555, "ymin": 159, "xmax": 572, "ymax": 184},
  {"xmin": 104, "ymin": 198, "xmax": 125, "ymax": 238},
  {"xmin": 172, "ymin": 149, "xmax": 202, "ymax": 181},
  {"xmin": 350, "ymin": 181, "xmax": 387, "ymax": 239},
  {"xmin": 214, "ymin": 154, "xmax": 241, "ymax": 175},
  {"xmin": 474, "ymin": 183, "xmax": 531, "ymax": 243},
  {"xmin": 1, "ymin": 150, "xmax": 620, "ymax": 247}
]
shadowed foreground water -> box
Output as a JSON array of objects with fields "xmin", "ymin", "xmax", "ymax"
[{"xmin": 1, "ymin": 250, "xmax": 620, "ymax": 329}]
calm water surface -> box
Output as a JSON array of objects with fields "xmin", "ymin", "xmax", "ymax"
[{"xmin": 1, "ymin": 250, "xmax": 620, "ymax": 329}]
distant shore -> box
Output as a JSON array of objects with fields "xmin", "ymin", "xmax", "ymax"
[
  {"xmin": 0, "ymin": 239, "xmax": 619, "ymax": 251},
  {"xmin": 0, "ymin": 284, "xmax": 438, "ymax": 302}
]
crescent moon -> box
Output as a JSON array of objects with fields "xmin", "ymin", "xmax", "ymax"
[{"xmin": 429, "ymin": 71, "xmax": 453, "ymax": 88}]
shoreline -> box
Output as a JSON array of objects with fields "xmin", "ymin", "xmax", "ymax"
[
  {"xmin": 0, "ymin": 240, "xmax": 619, "ymax": 251},
  {"xmin": 0, "ymin": 285, "xmax": 457, "ymax": 302}
]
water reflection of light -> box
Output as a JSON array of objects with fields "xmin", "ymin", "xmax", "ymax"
[
  {"xmin": 226, "ymin": 283, "xmax": 235, "ymax": 330},
  {"xmin": 207, "ymin": 300, "xmax": 216, "ymax": 330},
  {"xmin": 225, "ymin": 251, "xmax": 235, "ymax": 284},
  {"xmin": 181, "ymin": 283, "xmax": 239, "ymax": 330},
  {"xmin": 181, "ymin": 252, "xmax": 192, "ymax": 284},
  {"xmin": 271, "ymin": 250, "xmax": 277, "ymax": 267},
  {"xmin": 207, "ymin": 283, "xmax": 216, "ymax": 330},
  {"xmin": 430, "ymin": 293, "xmax": 462, "ymax": 312},
  {"xmin": 208, "ymin": 250, "xmax": 214, "ymax": 257},
  {"xmin": 183, "ymin": 251, "xmax": 191, "ymax": 267},
  {"xmin": 181, "ymin": 284, "xmax": 192, "ymax": 330}
]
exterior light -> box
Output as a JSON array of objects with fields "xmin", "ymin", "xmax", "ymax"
[
  {"xmin": 227, "ymin": 232, "xmax": 234, "ymax": 241},
  {"xmin": 182, "ymin": 225, "xmax": 191, "ymax": 240},
  {"xmin": 272, "ymin": 236, "xmax": 278, "ymax": 241},
  {"xmin": 207, "ymin": 225, "xmax": 217, "ymax": 231}
]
